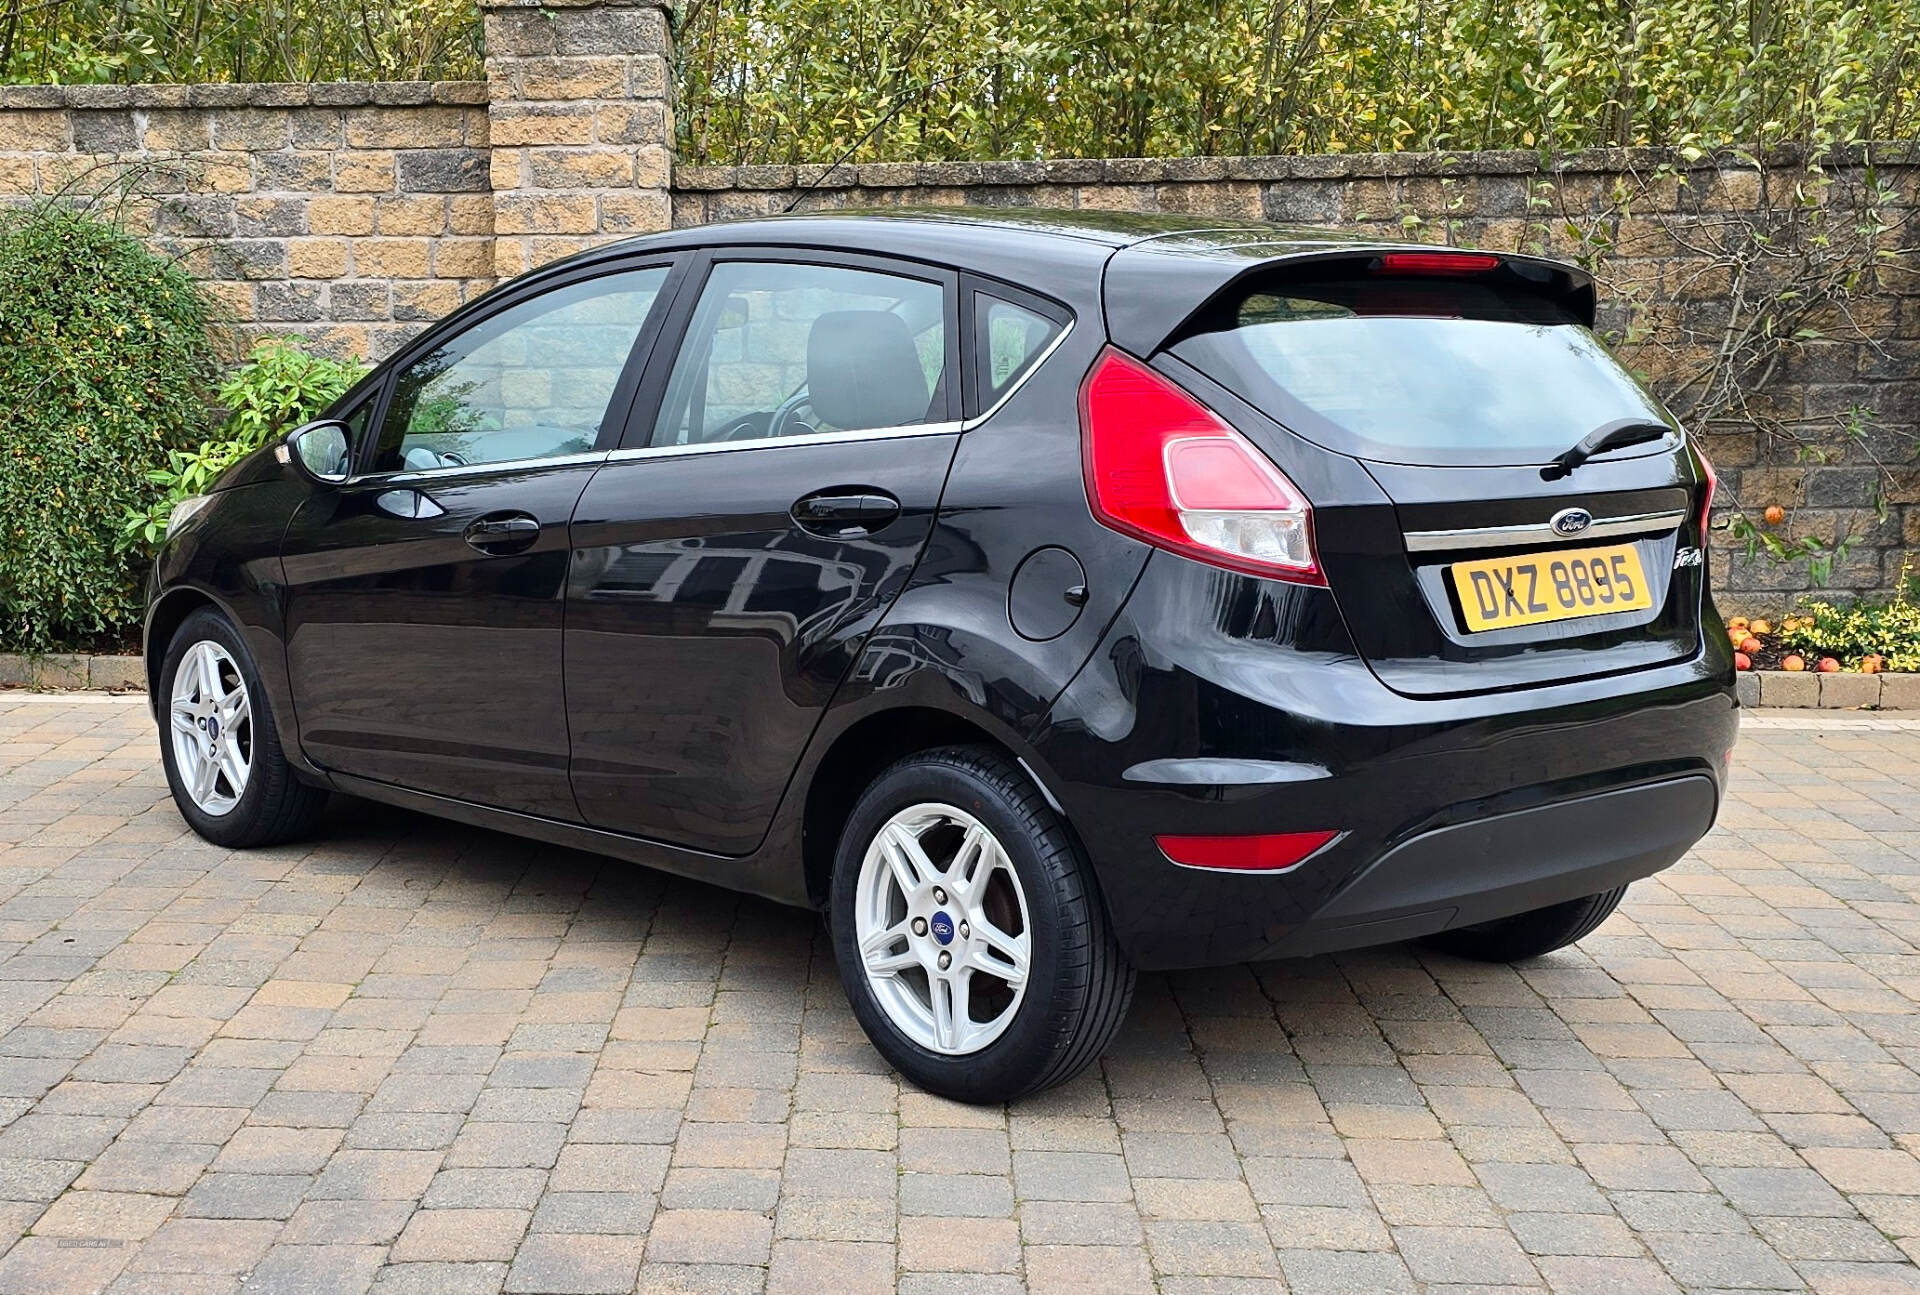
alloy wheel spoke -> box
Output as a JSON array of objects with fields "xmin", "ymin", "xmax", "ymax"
[
  {"xmin": 216, "ymin": 744, "xmax": 249, "ymax": 797},
  {"xmin": 946, "ymin": 824, "xmax": 990, "ymax": 902},
  {"xmin": 969, "ymin": 914, "xmax": 1030, "ymax": 984},
  {"xmin": 221, "ymin": 688, "xmax": 251, "ymax": 731},
  {"xmin": 880, "ymin": 822, "xmax": 935, "ymax": 898},
  {"xmin": 930, "ymin": 969, "xmax": 973, "ymax": 1052},
  {"xmin": 189, "ymin": 748, "xmax": 220, "ymax": 803},
  {"xmin": 195, "ymin": 643, "xmax": 219, "ymax": 705},
  {"xmin": 859, "ymin": 921, "xmax": 917, "ymax": 977},
  {"xmin": 170, "ymin": 705, "xmax": 199, "ymax": 735}
]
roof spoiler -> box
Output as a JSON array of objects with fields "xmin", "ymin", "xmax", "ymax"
[{"xmin": 1102, "ymin": 233, "xmax": 1597, "ymax": 358}]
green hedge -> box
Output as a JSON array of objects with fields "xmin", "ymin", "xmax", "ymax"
[{"xmin": 0, "ymin": 202, "xmax": 216, "ymax": 654}]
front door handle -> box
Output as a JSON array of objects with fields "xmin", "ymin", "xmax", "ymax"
[
  {"xmin": 463, "ymin": 512, "xmax": 541, "ymax": 555},
  {"xmin": 791, "ymin": 489, "xmax": 902, "ymax": 538}
]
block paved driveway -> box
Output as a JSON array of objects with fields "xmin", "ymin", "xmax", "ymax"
[{"xmin": 2, "ymin": 694, "xmax": 1920, "ymax": 1295}]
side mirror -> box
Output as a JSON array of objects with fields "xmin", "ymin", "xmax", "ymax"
[{"xmin": 283, "ymin": 420, "xmax": 352, "ymax": 484}]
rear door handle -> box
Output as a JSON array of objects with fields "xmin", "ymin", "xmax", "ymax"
[
  {"xmin": 791, "ymin": 489, "xmax": 902, "ymax": 538},
  {"xmin": 463, "ymin": 512, "xmax": 541, "ymax": 555}
]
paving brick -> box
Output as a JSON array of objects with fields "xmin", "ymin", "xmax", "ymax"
[
  {"xmin": 645, "ymin": 1208, "xmax": 774, "ymax": 1265},
  {"xmin": 505, "ymin": 1232, "xmax": 645, "ymax": 1293},
  {"xmin": 388, "ymin": 1207, "xmax": 530, "ymax": 1262},
  {"xmin": 243, "ymin": 1244, "xmax": 385, "ymax": 1295}
]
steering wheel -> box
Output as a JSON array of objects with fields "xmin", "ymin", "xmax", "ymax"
[
  {"xmin": 768, "ymin": 388, "xmax": 816, "ymax": 440},
  {"xmin": 716, "ymin": 414, "xmax": 773, "ymax": 442}
]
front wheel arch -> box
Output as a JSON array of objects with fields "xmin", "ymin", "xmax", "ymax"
[{"xmin": 145, "ymin": 586, "xmax": 222, "ymax": 703}]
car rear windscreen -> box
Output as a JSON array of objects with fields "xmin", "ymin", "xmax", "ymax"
[{"xmin": 1169, "ymin": 273, "xmax": 1673, "ymax": 467}]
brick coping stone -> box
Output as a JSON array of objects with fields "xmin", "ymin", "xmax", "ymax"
[
  {"xmin": 5, "ymin": 653, "xmax": 1914, "ymax": 710},
  {"xmin": 0, "ymin": 81, "xmax": 487, "ymax": 109}
]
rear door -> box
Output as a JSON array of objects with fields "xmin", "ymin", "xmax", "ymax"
[
  {"xmin": 564, "ymin": 249, "xmax": 962, "ymax": 853},
  {"xmin": 1162, "ymin": 254, "xmax": 1711, "ymax": 697}
]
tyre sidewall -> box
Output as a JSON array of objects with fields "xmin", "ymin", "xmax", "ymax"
[
  {"xmin": 830, "ymin": 752, "xmax": 1084, "ymax": 1101},
  {"xmin": 158, "ymin": 609, "xmax": 283, "ymax": 847}
]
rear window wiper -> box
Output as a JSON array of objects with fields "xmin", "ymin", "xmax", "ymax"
[{"xmin": 1541, "ymin": 418, "xmax": 1673, "ymax": 480}]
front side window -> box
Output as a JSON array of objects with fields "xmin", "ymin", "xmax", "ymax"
[
  {"xmin": 653, "ymin": 261, "xmax": 948, "ymax": 447},
  {"xmin": 372, "ymin": 266, "xmax": 669, "ymax": 474}
]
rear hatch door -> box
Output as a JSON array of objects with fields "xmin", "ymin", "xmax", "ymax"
[{"xmin": 1142, "ymin": 246, "xmax": 1711, "ymax": 698}]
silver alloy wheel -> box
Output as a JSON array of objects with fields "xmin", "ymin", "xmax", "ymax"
[
  {"xmin": 169, "ymin": 640, "xmax": 253, "ymax": 817},
  {"xmin": 854, "ymin": 802, "xmax": 1033, "ymax": 1055}
]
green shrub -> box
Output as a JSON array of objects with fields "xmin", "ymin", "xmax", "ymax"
[
  {"xmin": 122, "ymin": 339, "xmax": 369, "ymax": 548},
  {"xmin": 1781, "ymin": 585, "xmax": 1920, "ymax": 672},
  {"xmin": 0, "ymin": 201, "xmax": 215, "ymax": 654}
]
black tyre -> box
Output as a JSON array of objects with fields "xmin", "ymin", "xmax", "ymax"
[
  {"xmin": 829, "ymin": 745, "xmax": 1135, "ymax": 1103},
  {"xmin": 1425, "ymin": 886, "xmax": 1628, "ymax": 962},
  {"xmin": 158, "ymin": 608, "xmax": 329, "ymax": 848}
]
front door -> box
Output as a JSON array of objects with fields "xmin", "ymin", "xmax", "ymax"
[
  {"xmin": 281, "ymin": 261, "xmax": 677, "ymax": 817},
  {"xmin": 565, "ymin": 252, "xmax": 961, "ymax": 853}
]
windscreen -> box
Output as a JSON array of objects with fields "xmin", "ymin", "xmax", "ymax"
[{"xmin": 1169, "ymin": 273, "xmax": 1673, "ymax": 467}]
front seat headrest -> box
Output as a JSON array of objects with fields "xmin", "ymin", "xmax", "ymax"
[{"xmin": 806, "ymin": 310, "xmax": 931, "ymax": 431}]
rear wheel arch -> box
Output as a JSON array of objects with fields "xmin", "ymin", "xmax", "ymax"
[{"xmin": 800, "ymin": 705, "xmax": 1072, "ymax": 910}]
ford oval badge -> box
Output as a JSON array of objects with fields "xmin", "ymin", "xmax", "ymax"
[{"xmin": 1550, "ymin": 507, "xmax": 1594, "ymax": 537}]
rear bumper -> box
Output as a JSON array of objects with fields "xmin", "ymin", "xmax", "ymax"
[
  {"xmin": 1031, "ymin": 556, "xmax": 1737, "ymax": 970},
  {"xmin": 1256, "ymin": 773, "xmax": 1715, "ymax": 957}
]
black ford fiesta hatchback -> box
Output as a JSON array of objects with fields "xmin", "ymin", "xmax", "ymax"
[{"xmin": 147, "ymin": 209, "xmax": 1737, "ymax": 1102}]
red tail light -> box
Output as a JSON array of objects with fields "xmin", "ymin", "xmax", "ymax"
[
  {"xmin": 1080, "ymin": 350, "xmax": 1324, "ymax": 585},
  {"xmin": 1157, "ymin": 830, "xmax": 1341, "ymax": 873},
  {"xmin": 1375, "ymin": 251, "xmax": 1500, "ymax": 275},
  {"xmin": 1694, "ymin": 443, "xmax": 1716, "ymax": 546}
]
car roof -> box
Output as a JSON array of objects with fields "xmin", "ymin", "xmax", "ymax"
[{"xmin": 584, "ymin": 206, "xmax": 1408, "ymax": 263}]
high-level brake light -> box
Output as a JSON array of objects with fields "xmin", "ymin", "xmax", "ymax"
[{"xmin": 1376, "ymin": 251, "xmax": 1501, "ymax": 274}]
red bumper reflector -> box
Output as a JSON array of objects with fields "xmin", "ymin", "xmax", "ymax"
[{"xmin": 1156, "ymin": 830, "xmax": 1340, "ymax": 873}]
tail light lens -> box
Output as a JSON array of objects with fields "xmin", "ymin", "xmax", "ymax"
[
  {"xmin": 1080, "ymin": 349, "xmax": 1324, "ymax": 585},
  {"xmin": 1694, "ymin": 443, "xmax": 1716, "ymax": 546}
]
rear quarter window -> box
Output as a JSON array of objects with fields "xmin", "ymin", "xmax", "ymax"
[{"xmin": 1170, "ymin": 274, "xmax": 1673, "ymax": 467}]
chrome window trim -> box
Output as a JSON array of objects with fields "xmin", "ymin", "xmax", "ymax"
[
  {"xmin": 1403, "ymin": 508, "xmax": 1688, "ymax": 553},
  {"xmin": 965, "ymin": 316, "xmax": 1076, "ymax": 429},
  {"xmin": 605, "ymin": 420, "xmax": 965, "ymax": 464},
  {"xmin": 344, "ymin": 449, "xmax": 611, "ymax": 487}
]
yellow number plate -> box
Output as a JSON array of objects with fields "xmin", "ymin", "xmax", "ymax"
[{"xmin": 1452, "ymin": 543, "xmax": 1652, "ymax": 632}]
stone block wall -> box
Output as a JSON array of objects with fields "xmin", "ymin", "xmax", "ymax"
[
  {"xmin": 0, "ymin": 82, "xmax": 495, "ymax": 361},
  {"xmin": 482, "ymin": 0, "xmax": 674, "ymax": 278}
]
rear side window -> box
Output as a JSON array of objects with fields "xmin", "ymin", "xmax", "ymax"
[
  {"xmin": 1170, "ymin": 274, "xmax": 1671, "ymax": 467},
  {"xmin": 975, "ymin": 293, "xmax": 1064, "ymax": 409}
]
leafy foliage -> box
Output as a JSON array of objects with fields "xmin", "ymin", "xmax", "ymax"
[
  {"xmin": 676, "ymin": 0, "xmax": 1920, "ymax": 165},
  {"xmin": 1529, "ymin": 154, "xmax": 1917, "ymax": 591},
  {"xmin": 0, "ymin": 201, "xmax": 215, "ymax": 653},
  {"xmin": 120, "ymin": 339, "xmax": 368, "ymax": 549},
  {"xmin": 1781, "ymin": 581, "xmax": 1920, "ymax": 671},
  {"xmin": 1, "ymin": 0, "xmax": 481, "ymax": 83}
]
